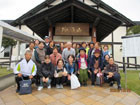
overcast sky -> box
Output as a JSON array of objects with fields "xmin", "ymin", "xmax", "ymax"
[{"xmin": 0, "ymin": 0, "xmax": 139, "ymax": 21}]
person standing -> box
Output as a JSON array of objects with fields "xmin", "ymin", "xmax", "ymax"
[
  {"xmin": 23, "ymin": 41, "xmax": 35, "ymax": 61},
  {"xmin": 50, "ymin": 47, "xmax": 62, "ymax": 67},
  {"xmin": 46, "ymin": 40, "xmax": 55, "ymax": 55},
  {"xmin": 34, "ymin": 39, "xmax": 39, "ymax": 49},
  {"xmin": 102, "ymin": 45, "xmax": 111, "ymax": 61},
  {"xmin": 88, "ymin": 42, "xmax": 95, "ymax": 63},
  {"xmin": 62, "ymin": 42, "xmax": 75, "ymax": 63},
  {"xmin": 34, "ymin": 42, "xmax": 46, "ymax": 86}
]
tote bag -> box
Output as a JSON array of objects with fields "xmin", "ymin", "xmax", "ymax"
[{"xmin": 19, "ymin": 78, "xmax": 32, "ymax": 95}]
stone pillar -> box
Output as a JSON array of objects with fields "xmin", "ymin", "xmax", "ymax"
[
  {"xmin": 92, "ymin": 26, "xmax": 96, "ymax": 43},
  {"xmin": 0, "ymin": 26, "xmax": 3, "ymax": 51}
]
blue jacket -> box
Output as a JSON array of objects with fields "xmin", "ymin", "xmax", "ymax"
[{"xmin": 65, "ymin": 62, "xmax": 77, "ymax": 75}]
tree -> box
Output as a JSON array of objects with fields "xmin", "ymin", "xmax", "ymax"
[
  {"xmin": 1, "ymin": 37, "xmax": 17, "ymax": 53},
  {"xmin": 126, "ymin": 25, "xmax": 140, "ymax": 35}
]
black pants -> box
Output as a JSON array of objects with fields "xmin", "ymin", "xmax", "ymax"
[
  {"xmin": 90, "ymin": 70, "xmax": 97, "ymax": 85},
  {"xmin": 104, "ymin": 73, "xmax": 121, "ymax": 86},
  {"xmin": 15, "ymin": 75, "xmax": 36, "ymax": 90},
  {"xmin": 55, "ymin": 76, "xmax": 66, "ymax": 85}
]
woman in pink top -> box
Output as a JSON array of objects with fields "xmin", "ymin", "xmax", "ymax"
[{"xmin": 50, "ymin": 47, "xmax": 62, "ymax": 67}]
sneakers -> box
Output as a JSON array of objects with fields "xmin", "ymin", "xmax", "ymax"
[
  {"xmin": 109, "ymin": 81, "xmax": 114, "ymax": 87},
  {"xmin": 38, "ymin": 86, "xmax": 43, "ymax": 91},
  {"xmin": 83, "ymin": 82, "xmax": 87, "ymax": 86},
  {"xmin": 48, "ymin": 85, "xmax": 51, "ymax": 89},
  {"xmin": 118, "ymin": 85, "xmax": 122, "ymax": 90},
  {"xmin": 60, "ymin": 84, "xmax": 63, "ymax": 89},
  {"xmin": 56, "ymin": 84, "xmax": 63, "ymax": 89},
  {"xmin": 16, "ymin": 88, "xmax": 19, "ymax": 93},
  {"xmin": 56, "ymin": 84, "xmax": 60, "ymax": 89}
]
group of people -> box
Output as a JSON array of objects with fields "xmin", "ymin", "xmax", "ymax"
[{"xmin": 14, "ymin": 36, "xmax": 121, "ymax": 93}]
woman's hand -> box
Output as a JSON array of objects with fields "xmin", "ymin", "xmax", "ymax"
[
  {"xmin": 45, "ymin": 78, "xmax": 49, "ymax": 82},
  {"xmin": 77, "ymin": 71, "xmax": 80, "ymax": 74},
  {"xmin": 94, "ymin": 69, "xmax": 98, "ymax": 74},
  {"xmin": 68, "ymin": 75, "xmax": 71, "ymax": 80},
  {"xmin": 88, "ymin": 70, "xmax": 91, "ymax": 74},
  {"xmin": 42, "ymin": 77, "xmax": 46, "ymax": 82},
  {"xmin": 63, "ymin": 72, "xmax": 67, "ymax": 76}
]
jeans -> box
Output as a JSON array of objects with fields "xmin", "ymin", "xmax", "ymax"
[
  {"xmin": 40, "ymin": 78, "xmax": 52, "ymax": 87},
  {"xmin": 104, "ymin": 73, "xmax": 121, "ymax": 86}
]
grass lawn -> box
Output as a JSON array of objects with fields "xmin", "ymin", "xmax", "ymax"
[
  {"xmin": 0, "ymin": 67, "xmax": 13, "ymax": 77},
  {"xmin": 120, "ymin": 70, "xmax": 140, "ymax": 95}
]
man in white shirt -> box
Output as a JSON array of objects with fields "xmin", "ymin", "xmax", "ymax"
[{"xmin": 14, "ymin": 50, "xmax": 37, "ymax": 92}]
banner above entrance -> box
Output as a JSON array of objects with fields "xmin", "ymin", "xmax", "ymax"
[{"xmin": 55, "ymin": 23, "xmax": 89, "ymax": 36}]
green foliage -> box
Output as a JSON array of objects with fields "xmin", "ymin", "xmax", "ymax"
[
  {"xmin": 0, "ymin": 67, "xmax": 13, "ymax": 77},
  {"xmin": 2, "ymin": 37, "xmax": 17, "ymax": 48},
  {"xmin": 127, "ymin": 25, "xmax": 140, "ymax": 35},
  {"xmin": 120, "ymin": 70, "xmax": 140, "ymax": 95}
]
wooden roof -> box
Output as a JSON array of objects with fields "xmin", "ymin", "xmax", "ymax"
[{"xmin": 14, "ymin": 0, "xmax": 122, "ymax": 41}]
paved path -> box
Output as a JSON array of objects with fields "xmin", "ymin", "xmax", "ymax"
[{"xmin": 0, "ymin": 84, "xmax": 140, "ymax": 105}]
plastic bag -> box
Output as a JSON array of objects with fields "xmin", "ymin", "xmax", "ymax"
[{"xmin": 71, "ymin": 74, "xmax": 80, "ymax": 89}]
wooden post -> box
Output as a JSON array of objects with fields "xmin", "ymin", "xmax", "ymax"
[
  {"xmin": 123, "ymin": 57, "xmax": 127, "ymax": 89},
  {"xmin": 0, "ymin": 26, "xmax": 3, "ymax": 52},
  {"xmin": 49, "ymin": 26, "xmax": 53, "ymax": 41},
  {"xmin": 92, "ymin": 26, "xmax": 96, "ymax": 43}
]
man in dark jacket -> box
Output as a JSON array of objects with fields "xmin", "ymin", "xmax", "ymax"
[
  {"xmin": 104, "ymin": 58, "xmax": 121, "ymax": 89},
  {"xmin": 37, "ymin": 55, "xmax": 54, "ymax": 91},
  {"xmin": 88, "ymin": 49, "xmax": 103, "ymax": 86}
]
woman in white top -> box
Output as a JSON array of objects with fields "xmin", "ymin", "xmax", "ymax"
[
  {"xmin": 54, "ymin": 59, "xmax": 67, "ymax": 89},
  {"xmin": 77, "ymin": 48, "xmax": 88, "ymax": 86}
]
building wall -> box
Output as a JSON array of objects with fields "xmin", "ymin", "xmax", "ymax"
[{"xmin": 113, "ymin": 26, "xmax": 127, "ymax": 42}]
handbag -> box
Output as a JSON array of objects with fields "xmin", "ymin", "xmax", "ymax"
[
  {"xmin": 19, "ymin": 77, "xmax": 32, "ymax": 95},
  {"xmin": 71, "ymin": 74, "xmax": 80, "ymax": 89}
]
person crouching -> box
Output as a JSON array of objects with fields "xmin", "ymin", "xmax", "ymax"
[
  {"xmin": 37, "ymin": 55, "xmax": 55, "ymax": 91},
  {"xmin": 54, "ymin": 59, "xmax": 67, "ymax": 89},
  {"xmin": 14, "ymin": 50, "xmax": 37, "ymax": 93}
]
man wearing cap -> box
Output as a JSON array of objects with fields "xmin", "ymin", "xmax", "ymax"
[
  {"xmin": 88, "ymin": 49, "xmax": 103, "ymax": 86},
  {"xmin": 44, "ymin": 36, "xmax": 50, "ymax": 47}
]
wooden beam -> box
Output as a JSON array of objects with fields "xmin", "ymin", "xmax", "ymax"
[
  {"xmin": 93, "ymin": 17, "xmax": 100, "ymax": 27},
  {"xmin": 71, "ymin": 6, "xmax": 74, "ymax": 23},
  {"xmin": 44, "ymin": 16, "xmax": 52, "ymax": 26},
  {"xmin": 92, "ymin": 26, "xmax": 96, "ymax": 43}
]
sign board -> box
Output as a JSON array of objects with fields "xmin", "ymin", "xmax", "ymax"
[
  {"xmin": 122, "ymin": 34, "xmax": 140, "ymax": 57},
  {"xmin": 55, "ymin": 23, "xmax": 89, "ymax": 36}
]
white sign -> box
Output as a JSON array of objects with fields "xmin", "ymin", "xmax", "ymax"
[{"xmin": 122, "ymin": 36, "xmax": 140, "ymax": 57}]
